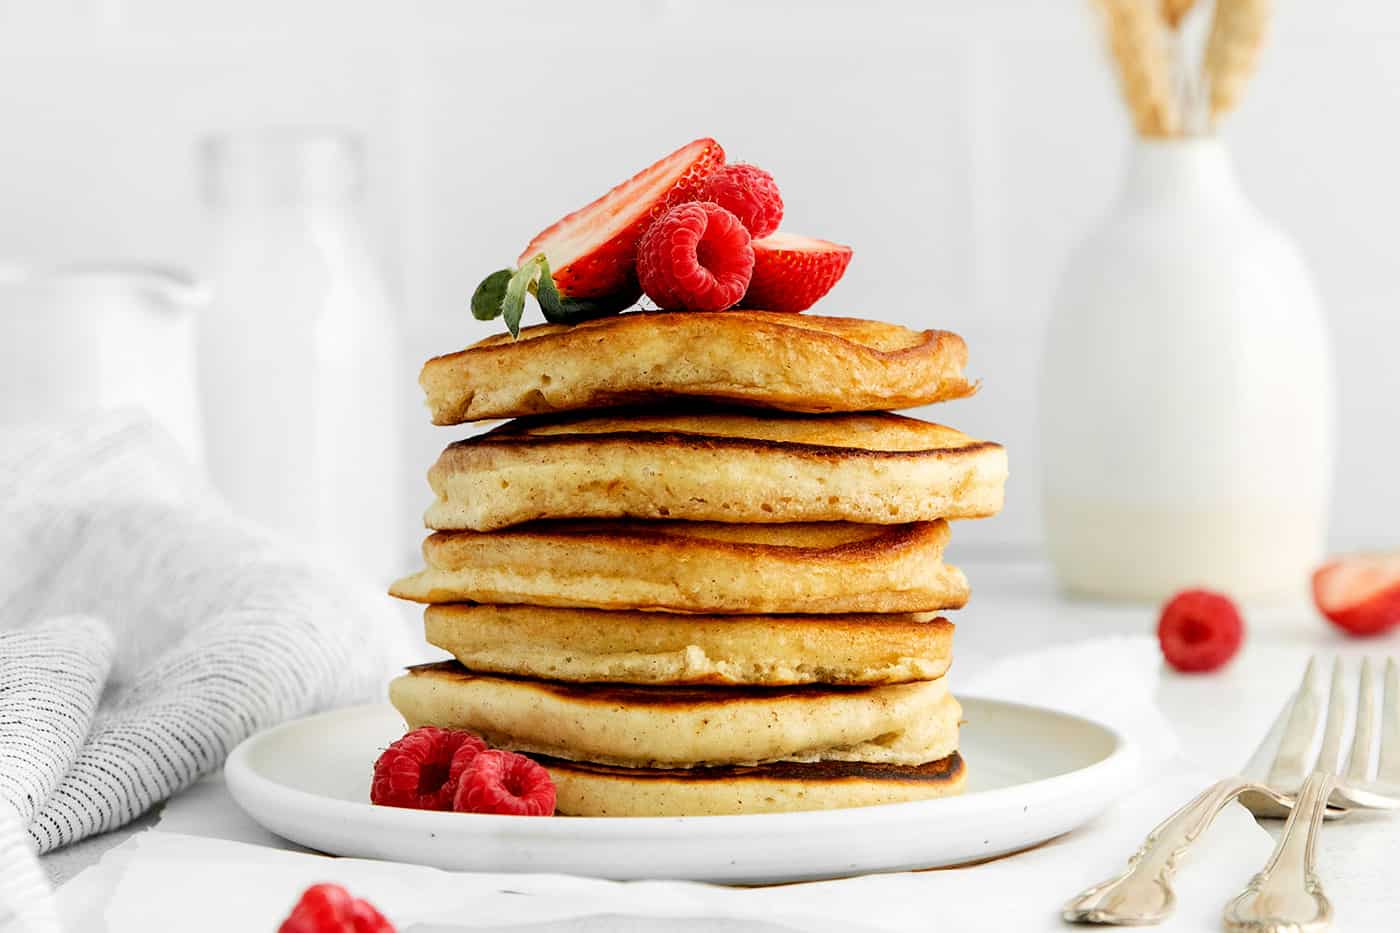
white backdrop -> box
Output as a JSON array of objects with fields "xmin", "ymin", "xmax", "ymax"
[{"xmin": 1, "ymin": 0, "xmax": 1395, "ymax": 561}]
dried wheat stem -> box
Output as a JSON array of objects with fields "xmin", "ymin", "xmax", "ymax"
[
  {"xmin": 1162, "ymin": 0, "xmax": 1196, "ymax": 29},
  {"xmin": 1094, "ymin": 0, "xmax": 1179, "ymax": 137},
  {"xmin": 1204, "ymin": 0, "xmax": 1270, "ymax": 124}
]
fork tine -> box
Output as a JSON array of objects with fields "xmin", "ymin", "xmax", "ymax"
[
  {"xmin": 1345, "ymin": 658, "xmax": 1376, "ymax": 782},
  {"xmin": 1316, "ymin": 657, "xmax": 1348, "ymax": 775},
  {"xmin": 1269, "ymin": 656, "xmax": 1325, "ymax": 789},
  {"xmin": 1379, "ymin": 658, "xmax": 1400, "ymax": 780}
]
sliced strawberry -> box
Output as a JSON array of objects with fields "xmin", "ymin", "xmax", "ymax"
[
  {"xmin": 516, "ymin": 138, "xmax": 725, "ymax": 299},
  {"xmin": 1312, "ymin": 553, "xmax": 1400, "ymax": 637},
  {"xmin": 739, "ymin": 233, "xmax": 853, "ymax": 313}
]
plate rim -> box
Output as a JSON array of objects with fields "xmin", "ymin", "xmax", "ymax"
[{"xmin": 225, "ymin": 695, "xmax": 1139, "ymax": 837}]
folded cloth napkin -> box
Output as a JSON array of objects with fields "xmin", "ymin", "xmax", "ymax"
[
  {"xmin": 54, "ymin": 636, "xmax": 1277, "ymax": 932},
  {"xmin": 0, "ymin": 415, "xmax": 411, "ymax": 928}
]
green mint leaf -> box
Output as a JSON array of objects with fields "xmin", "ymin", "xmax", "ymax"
[{"xmin": 470, "ymin": 269, "xmax": 513, "ymax": 321}]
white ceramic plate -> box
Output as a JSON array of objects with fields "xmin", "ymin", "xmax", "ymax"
[{"xmin": 226, "ymin": 699, "xmax": 1137, "ymax": 884}]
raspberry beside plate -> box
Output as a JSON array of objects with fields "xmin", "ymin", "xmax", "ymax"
[
  {"xmin": 1157, "ymin": 589, "xmax": 1244, "ymax": 673},
  {"xmin": 279, "ymin": 883, "xmax": 393, "ymax": 933}
]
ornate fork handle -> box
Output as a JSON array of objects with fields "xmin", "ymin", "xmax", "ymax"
[
  {"xmin": 1223, "ymin": 771, "xmax": 1334, "ymax": 932},
  {"xmin": 1063, "ymin": 777, "xmax": 1271, "ymax": 925}
]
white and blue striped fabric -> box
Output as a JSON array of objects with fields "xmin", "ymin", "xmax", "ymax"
[{"xmin": 0, "ymin": 415, "xmax": 408, "ymax": 931}]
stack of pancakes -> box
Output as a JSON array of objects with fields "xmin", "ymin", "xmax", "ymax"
[{"xmin": 389, "ymin": 310, "xmax": 1007, "ymax": 816}]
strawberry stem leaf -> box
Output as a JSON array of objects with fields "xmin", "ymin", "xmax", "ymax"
[
  {"xmin": 534, "ymin": 257, "xmax": 564, "ymax": 315},
  {"xmin": 502, "ymin": 256, "xmax": 548, "ymax": 338},
  {"xmin": 475, "ymin": 254, "xmax": 641, "ymax": 337},
  {"xmin": 470, "ymin": 269, "xmax": 513, "ymax": 321},
  {"xmin": 539, "ymin": 284, "xmax": 643, "ymax": 324},
  {"xmin": 534, "ymin": 255, "xmax": 641, "ymax": 323}
]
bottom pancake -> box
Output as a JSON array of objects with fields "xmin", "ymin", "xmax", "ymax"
[{"xmin": 537, "ymin": 752, "xmax": 967, "ymax": 816}]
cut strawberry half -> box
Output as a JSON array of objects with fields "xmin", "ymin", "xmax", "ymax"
[
  {"xmin": 1313, "ymin": 553, "xmax": 1400, "ymax": 637},
  {"xmin": 516, "ymin": 138, "xmax": 726, "ymax": 299},
  {"xmin": 739, "ymin": 233, "xmax": 853, "ymax": 313}
]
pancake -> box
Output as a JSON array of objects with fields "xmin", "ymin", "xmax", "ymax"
[
  {"xmin": 425, "ymin": 410, "xmax": 1007, "ymax": 531},
  {"xmin": 539, "ymin": 752, "xmax": 967, "ymax": 816},
  {"xmin": 418, "ymin": 311, "xmax": 977, "ymax": 424},
  {"xmin": 389, "ymin": 661, "xmax": 961, "ymax": 768},
  {"xmin": 420, "ymin": 603, "xmax": 954, "ymax": 685},
  {"xmin": 390, "ymin": 520, "xmax": 968, "ymax": 614}
]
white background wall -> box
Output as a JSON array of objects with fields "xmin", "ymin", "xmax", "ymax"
[{"xmin": 2, "ymin": 0, "xmax": 1396, "ymax": 561}]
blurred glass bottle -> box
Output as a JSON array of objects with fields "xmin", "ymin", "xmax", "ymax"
[{"xmin": 198, "ymin": 130, "xmax": 402, "ymax": 581}]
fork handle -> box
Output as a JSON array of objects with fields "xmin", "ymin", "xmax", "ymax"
[
  {"xmin": 1223, "ymin": 771, "xmax": 1334, "ymax": 932},
  {"xmin": 1063, "ymin": 777, "xmax": 1255, "ymax": 925}
]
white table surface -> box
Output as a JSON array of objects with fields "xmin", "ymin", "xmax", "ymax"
[{"xmin": 44, "ymin": 557, "xmax": 1400, "ymax": 924}]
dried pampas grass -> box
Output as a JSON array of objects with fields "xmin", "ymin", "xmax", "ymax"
[
  {"xmin": 1092, "ymin": 0, "xmax": 1270, "ymax": 136},
  {"xmin": 1093, "ymin": 0, "xmax": 1178, "ymax": 137},
  {"xmin": 1161, "ymin": 0, "xmax": 1196, "ymax": 28},
  {"xmin": 1204, "ymin": 0, "xmax": 1271, "ymax": 124}
]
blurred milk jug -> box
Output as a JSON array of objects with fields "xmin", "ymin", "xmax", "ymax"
[
  {"xmin": 0, "ymin": 263, "xmax": 206, "ymax": 460},
  {"xmin": 1039, "ymin": 138, "xmax": 1333, "ymax": 604},
  {"xmin": 198, "ymin": 130, "xmax": 402, "ymax": 580}
]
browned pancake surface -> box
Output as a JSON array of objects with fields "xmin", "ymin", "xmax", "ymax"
[
  {"xmin": 420, "ymin": 311, "xmax": 977, "ymax": 423},
  {"xmin": 404, "ymin": 661, "xmax": 880, "ymax": 706},
  {"xmin": 534, "ymin": 751, "xmax": 966, "ymax": 785}
]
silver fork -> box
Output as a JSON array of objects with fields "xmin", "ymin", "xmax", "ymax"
[
  {"xmin": 1064, "ymin": 656, "xmax": 1400, "ymax": 926},
  {"xmin": 1223, "ymin": 657, "xmax": 1399, "ymax": 931}
]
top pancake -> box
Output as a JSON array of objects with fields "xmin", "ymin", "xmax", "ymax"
[{"xmin": 419, "ymin": 311, "xmax": 977, "ymax": 423}]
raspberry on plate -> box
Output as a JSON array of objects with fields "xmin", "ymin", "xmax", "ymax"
[
  {"xmin": 1157, "ymin": 589, "xmax": 1244, "ymax": 673},
  {"xmin": 636, "ymin": 201, "xmax": 755, "ymax": 311},
  {"xmin": 1313, "ymin": 552, "xmax": 1400, "ymax": 636},
  {"xmin": 453, "ymin": 749, "xmax": 557, "ymax": 816},
  {"xmin": 279, "ymin": 883, "xmax": 394, "ymax": 933},
  {"xmin": 371, "ymin": 726, "xmax": 487, "ymax": 811},
  {"xmin": 699, "ymin": 163, "xmax": 784, "ymax": 239}
]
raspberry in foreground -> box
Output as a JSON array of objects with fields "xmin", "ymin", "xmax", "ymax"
[
  {"xmin": 279, "ymin": 883, "xmax": 394, "ymax": 933},
  {"xmin": 370, "ymin": 726, "xmax": 487, "ymax": 811},
  {"xmin": 636, "ymin": 201, "xmax": 755, "ymax": 311},
  {"xmin": 453, "ymin": 749, "xmax": 557, "ymax": 816},
  {"xmin": 1157, "ymin": 589, "xmax": 1244, "ymax": 673},
  {"xmin": 699, "ymin": 163, "xmax": 784, "ymax": 239}
]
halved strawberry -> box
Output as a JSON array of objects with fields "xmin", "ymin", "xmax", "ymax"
[
  {"xmin": 1312, "ymin": 553, "xmax": 1400, "ymax": 637},
  {"xmin": 516, "ymin": 138, "xmax": 726, "ymax": 299},
  {"xmin": 738, "ymin": 233, "xmax": 853, "ymax": 313}
]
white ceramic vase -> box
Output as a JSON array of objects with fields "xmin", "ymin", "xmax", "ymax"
[{"xmin": 1039, "ymin": 137, "xmax": 1333, "ymax": 604}]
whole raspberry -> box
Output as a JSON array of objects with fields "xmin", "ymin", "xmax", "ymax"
[
  {"xmin": 448, "ymin": 735, "xmax": 486, "ymax": 783},
  {"xmin": 1157, "ymin": 589, "xmax": 1244, "ymax": 673},
  {"xmin": 698, "ymin": 163, "xmax": 784, "ymax": 238},
  {"xmin": 636, "ymin": 201, "xmax": 754, "ymax": 311},
  {"xmin": 453, "ymin": 749, "xmax": 557, "ymax": 816},
  {"xmin": 370, "ymin": 726, "xmax": 487, "ymax": 811},
  {"xmin": 279, "ymin": 883, "xmax": 394, "ymax": 933}
]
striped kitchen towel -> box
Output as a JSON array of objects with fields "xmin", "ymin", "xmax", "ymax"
[{"xmin": 0, "ymin": 415, "xmax": 410, "ymax": 929}]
